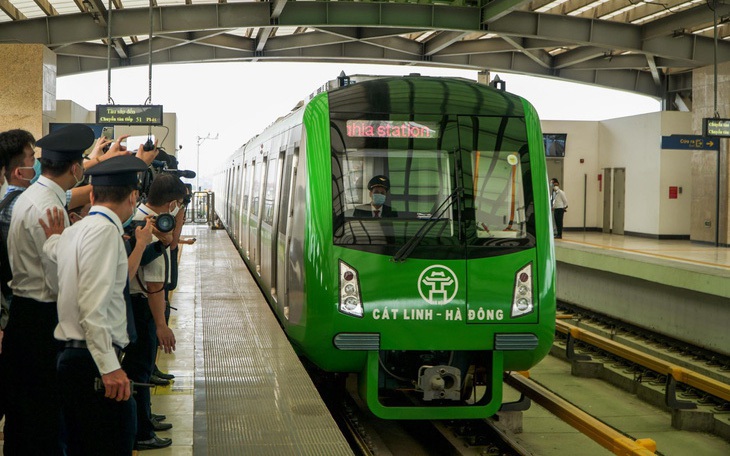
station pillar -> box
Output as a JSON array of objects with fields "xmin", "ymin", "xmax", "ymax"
[
  {"xmin": 0, "ymin": 44, "xmax": 57, "ymax": 141},
  {"xmin": 691, "ymin": 62, "xmax": 730, "ymax": 246}
]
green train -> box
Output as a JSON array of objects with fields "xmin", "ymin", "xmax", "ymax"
[{"xmin": 213, "ymin": 75, "xmax": 556, "ymax": 420}]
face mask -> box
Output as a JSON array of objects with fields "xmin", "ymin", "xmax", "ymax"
[
  {"xmin": 169, "ymin": 202, "xmax": 180, "ymax": 217},
  {"xmin": 72, "ymin": 164, "xmax": 84, "ymax": 188},
  {"xmin": 372, "ymin": 193, "xmax": 386, "ymax": 206},
  {"xmin": 123, "ymin": 206, "xmax": 137, "ymax": 228},
  {"xmin": 553, "ymin": 186, "xmax": 559, "ymax": 191},
  {"xmin": 18, "ymin": 159, "xmax": 41, "ymax": 184}
]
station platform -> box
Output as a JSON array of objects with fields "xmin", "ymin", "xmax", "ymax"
[
  {"xmin": 554, "ymin": 232, "xmax": 729, "ymax": 356},
  {"xmin": 146, "ymin": 225, "xmax": 353, "ymax": 455},
  {"xmin": 556, "ymin": 231, "xmax": 728, "ymax": 296}
]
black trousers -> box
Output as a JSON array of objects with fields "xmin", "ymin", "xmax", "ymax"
[
  {"xmin": 1, "ymin": 296, "xmax": 63, "ymax": 455},
  {"xmin": 57, "ymin": 348, "xmax": 136, "ymax": 455},
  {"xmin": 553, "ymin": 208, "xmax": 565, "ymax": 237},
  {"xmin": 121, "ymin": 294, "xmax": 157, "ymax": 441}
]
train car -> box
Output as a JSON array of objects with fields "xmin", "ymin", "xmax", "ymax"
[{"xmin": 213, "ymin": 75, "xmax": 556, "ymax": 420}]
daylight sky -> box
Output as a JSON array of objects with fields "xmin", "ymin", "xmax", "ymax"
[{"xmin": 56, "ymin": 62, "xmax": 661, "ymax": 184}]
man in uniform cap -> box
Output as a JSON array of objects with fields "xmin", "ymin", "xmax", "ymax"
[
  {"xmin": 353, "ymin": 174, "xmax": 398, "ymax": 218},
  {"xmin": 3, "ymin": 123, "xmax": 95, "ymax": 454},
  {"xmin": 47, "ymin": 154, "xmax": 148, "ymax": 455}
]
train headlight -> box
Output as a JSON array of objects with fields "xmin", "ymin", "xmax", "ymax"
[
  {"xmin": 511, "ymin": 263, "xmax": 534, "ymax": 318},
  {"xmin": 339, "ymin": 260, "xmax": 364, "ymax": 318}
]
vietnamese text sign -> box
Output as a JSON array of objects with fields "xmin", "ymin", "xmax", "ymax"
[{"xmin": 96, "ymin": 105, "xmax": 163, "ymax": 126}]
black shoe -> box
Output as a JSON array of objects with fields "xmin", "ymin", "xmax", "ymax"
[
  {"xmin": 135, "ymin": 436, "xmax": 172, "ymax": 450},
  {"xmin": 151, "ymin": 413, "xmax": 167, "ymax": 422},
  {"xmin": 149, "ymin": 374, "xmax": 170, "ymax": 386},
  {"xmin": 152, "ymin": 419, "xmax": 173, "ymax": 431},
  {"xmin": 154, "ymin": 368, "xmax": 175, "ymax": 380}
]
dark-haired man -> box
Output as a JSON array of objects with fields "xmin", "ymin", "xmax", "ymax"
[
  {"xmin": 49, "ymin": 154, "xmax": 148, "ymax": 455},
  {"xmin": 125, "ymin": 172, "xmax": 187, "ymax": 450},
  {"xmin": 3, "ymin": 124, "xmax": 96, "ymax": 454}
]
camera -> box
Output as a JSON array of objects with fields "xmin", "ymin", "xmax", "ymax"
[{"xmin": 126, "ymin": 213, "xmax": 176, "ymax": 235}]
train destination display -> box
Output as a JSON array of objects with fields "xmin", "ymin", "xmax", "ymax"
[
  {"xmin": 96, "ymin": 105, "xmax": 164, "ymax": 126},
  {"xmin": 347, "ymin": 120, "xmax": 439, "ymax": 138}
]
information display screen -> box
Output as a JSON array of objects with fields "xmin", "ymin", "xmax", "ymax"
[
  {"xmin": 346, "ymin": 120, "xmax": 439, "ymax": 139},
  {"xmin": 543, "ymin": 133, "xmax": 566, "ymax": 157},
  {"xmin": 703, "ymin": 118, "xmax": 730, "ymax": 137},
  {"xmin": 96, "ymin": 105, "xmax": 164, "ymax": 126}
]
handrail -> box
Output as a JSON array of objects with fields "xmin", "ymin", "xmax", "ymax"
[
  {"xmin": 505, "ymin": 372, "xmax": 656, "ymax": 455},
  {"xmin": 556, "ymin": 321, "xmax": 730, "ymax": 403}
]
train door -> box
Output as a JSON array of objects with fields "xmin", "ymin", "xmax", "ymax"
[
  {"xmin": 233, "ymin": 164, "xmax": 241, "ymax": 241},
  {"xmin": 237, "ymin": 164, "xmax": 247, "ymax": 250},
  {"xmin": 612, "ymin": 168, "xmax": 626, "ymax": 235},
  {"xmin": 259, "ymin": 151, "xmax": 282, "ymax": 294},
  {"xmin": 279, "ymin": 147, "xmax": 299, "ymax": 319},
  {"xmin": 242, "ymin": 162, "xmax": 253, "ymax": 258},
  {"xmin": 268, "ymin": 150, "xmax": 285, "ymax": 301},
  {"xmin": 602, "ymin": 168, "xmax": 612, "ymax": 233},
  {"xmin": 250, "ymin": 159, "xmax": 263, "ymax": 270}
]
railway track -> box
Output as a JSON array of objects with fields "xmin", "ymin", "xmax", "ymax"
[{"xmin": 309, "ymin": 305, "xmax": 730, "ymax": 455}]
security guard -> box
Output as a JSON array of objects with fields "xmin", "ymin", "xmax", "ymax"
[
  {"xmin": 51, "ymin": 155, "xmax": 148, "ymax": 455},
  {"xmin": 3, "ymin": 124, "xmax": 94, "ymax": 455}
]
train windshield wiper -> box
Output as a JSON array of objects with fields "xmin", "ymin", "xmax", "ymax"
[{"xmin": 392, "ymin": 187, "xmax": 462, "ymax": 263}]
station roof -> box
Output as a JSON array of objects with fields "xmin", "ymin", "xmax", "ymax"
[{"xmin": 1, "ymin": 0, "xmax": 728, "ymax": 100}]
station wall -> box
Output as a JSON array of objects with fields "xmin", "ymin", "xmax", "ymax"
[{"xmin": 542, "ymin": 111, "xmax": 693, "ymax": 238}]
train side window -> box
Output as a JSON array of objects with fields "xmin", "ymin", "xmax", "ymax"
[
  {"xmin": 252, "ymin": 160, "xmax": 263, "ymax": 217},
  {"xmin": 243, "ymin": 162, "xmax": 253, "ymax": 213},
  {"xmin": 278, "ymin": 151, "xmax": 294, "ymax": 235},
  {"xmin": 263, "ymin": 154, "xmax": 279, "ymax": 225}
]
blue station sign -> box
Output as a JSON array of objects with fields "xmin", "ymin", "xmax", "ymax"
[{"xmin": 660, "ymin": 135, "xmax": 719, "ymax": 151}]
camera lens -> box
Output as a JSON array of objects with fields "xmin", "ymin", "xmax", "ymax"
[{"xmin": 156, "ymin": 213, "xmax": 175, "ymax": 233}]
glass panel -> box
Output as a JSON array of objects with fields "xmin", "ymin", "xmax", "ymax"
[
  {"xmin": 263, "ymin": 156, "xmax": 279, "ymax": 225},
  {"xmin": 251, "ymin": 161, "xmax": 262, "ymax": 217},
  {"xmin": 472, "ymin": 150, "xmax": 527, "ymax": 239}
]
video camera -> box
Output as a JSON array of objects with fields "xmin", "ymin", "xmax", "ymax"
[{"xmin": 138, "ymin": 147, "xmax": 196, "ymax": 202}]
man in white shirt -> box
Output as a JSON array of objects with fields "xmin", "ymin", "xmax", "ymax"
[
  {"xmin": 3, "ymin": 123, "xmax": 95, "ymax": 455},
  {"xmin": 124, "ymin": 173, "xmax": 186, "ymax": 450},
  {"xmin": 50, "ymin": 154, "xmax": 148, "ymax": 455},
  {"xmin": 551, "ymin": 179, "xmax": 568, "ymax": 239}
]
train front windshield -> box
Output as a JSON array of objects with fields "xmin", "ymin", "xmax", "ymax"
[{"xmin": 331, "ymin": 114, "xmax": 536, "ymax": 259}]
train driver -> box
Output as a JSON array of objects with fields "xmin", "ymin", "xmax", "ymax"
[{"xmin": 353, "ymin": 175, "xmax": 398, "ymax": 218}]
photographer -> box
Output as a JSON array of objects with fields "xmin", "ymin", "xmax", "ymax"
[{"xmin": 123, "ymin": 173, "xmax": 186, "ymax": 451}]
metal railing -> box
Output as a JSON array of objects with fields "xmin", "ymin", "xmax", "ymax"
[{"xmin": 186, "ymin": 191, "xmax": 216, "ymax": 225}]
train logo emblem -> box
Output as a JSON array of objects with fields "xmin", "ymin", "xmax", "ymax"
[{"xmin": 418, "ymin": 265, "xmax": 458, "ymax": 305}]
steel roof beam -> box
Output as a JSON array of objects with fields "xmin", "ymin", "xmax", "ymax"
[
  {"xmin": 0, "ymin": 0, "xmax": 26, "ymax": 20},
  {"xmin": 553, "ymin": 46, "xmax": 607, "ymax": 69},
  {"xmin": 647, "ymin": 54, "xmax": 661, "ymax": 86},
  {"xmin": 33, "ymin": 0, "xmax": 58, "ymax": 17},
  {"xmin": 277, "ymin": 3, "xmax": 481, "ymax": 30},
  {"xmin": 424, "ymin": 31, "xmax": 468, "ymax": 56},
  {"xmin": 642, "ymin": 4, "xmax": 730, "ymax": 40},
  {"xmin": 264, "ymin": 31, "xmax": 353, "ymax": 51},
  {"xmin": 501, "ymin": 35, "xmax": 551, "ymax": 68},
  {"xmin": 490, "ymin": 10, "xmax": 730, "ymax": 64},
  {"xmin": 482, "ymin": 0, "xmax": 534, "ymax": 23}
]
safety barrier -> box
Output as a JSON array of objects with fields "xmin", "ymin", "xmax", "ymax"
[{"xmin": 187, "ymin": 191, "xmax": 215, "ymax": 225}]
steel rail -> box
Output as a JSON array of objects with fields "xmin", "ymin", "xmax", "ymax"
[
  {"xmin": 505, "ymin": 372, "xmax": 657, "ymax": 455},
  {"xmin": 556, "ymin": 320, "xmax": 730, "ymax": 403}
]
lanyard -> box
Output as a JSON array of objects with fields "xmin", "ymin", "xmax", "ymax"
[
  {"xmin": 88, "ymin": 211, "xmax": 118, "ymax": 229},
  {"xmin": 36, "ymin": 181, "xmax": 66, "ymax": 207}
]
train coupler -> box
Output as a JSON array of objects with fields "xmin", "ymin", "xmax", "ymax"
[{"xmin": 417, "ymin": 365, "xmax": 461, "ymax": 401}]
